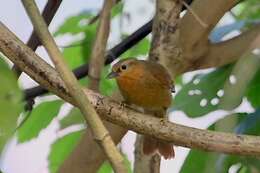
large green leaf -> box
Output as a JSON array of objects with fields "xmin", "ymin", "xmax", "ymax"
[
  {"xmin": 174, "ymin": 65, "xmax": 233, "ymax": 117},
  {"xmin": 54, "ymin": 2, "xmax": 123, "ymax": 37},
  {"xmin": 17, "ymin": 100, "xmax": 63, "ymax": 142},
  {"xmin": 62, "ymin": 24, "xmax": 97, "ymax": 70},
  {"xmin": 0, "ymin": 57, "xmax": 22, "ymax": 152},
  {"xmin": 122, "ymin": 37, "xmax": 150, "ymax": 58},
  {"xmin": 235, "ymin": 0, "xmax": 260, "ymax": 20},
  {"xmin": 48, "ymin": 131, "xmax": 83, "ymax": 173},
  {"xmin": 54, "ymin": 13, "xmax": 94, "ymax": 36}
]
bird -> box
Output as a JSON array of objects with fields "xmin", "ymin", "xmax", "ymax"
[{"xmin": 107, "ymin": 58, "xmax": 175, "ymax": 159}]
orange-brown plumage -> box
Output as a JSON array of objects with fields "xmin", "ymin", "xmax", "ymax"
[{"xmin": 107, "ymin": 58, "xmax": 175, "ymax": 159}]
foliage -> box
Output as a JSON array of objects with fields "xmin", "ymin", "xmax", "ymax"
[
  {"xmin": 48, "ymin": 131, "xmax": 83, "ymax": 173},
  {"xmin": 17, "ymin": 100, "xmax": 63, "ymax": 142},
  {"xmin": 235, "ymin": 0, "xmax": 260, "ymax": 20},
  {"xmin": 174, "ymin": 65, "xmax": 233, "ymax": 117},
  {"xmin": 180, "ymin": 111, "xmax": 260, "ymax": 173},
  {"xmin": 0, "ymin": 57, "xmax": 23, "ymax": 153}
]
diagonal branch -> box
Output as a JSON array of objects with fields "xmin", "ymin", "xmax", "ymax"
[
  {"xmin": 12, "ymin": 0, "xmax": 62, "ymax": 77},
  {"xmin": 1, "ymin": 19, "xmax": 260, "ymax": 158},
  {"xmin": 21, "ymin": 0, "xmax": 127, "ymax": 172}
]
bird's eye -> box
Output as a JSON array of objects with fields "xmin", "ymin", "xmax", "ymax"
[{"xmin": 121, "ymin": 64, "xmax": 127, "ymax": 70}]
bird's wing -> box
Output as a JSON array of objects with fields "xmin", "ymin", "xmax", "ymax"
[{"xmin": 145, "ymin": 62, "xmax": 175, "ymax": 92}]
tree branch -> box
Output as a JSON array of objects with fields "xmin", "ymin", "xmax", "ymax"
[
  {"xmin": 149, "ymin": 0, "xmax": 183, "ymax": 77},
  {"xmin": 61, "ymin": 1, "xmax": 127, "ymax": 173},
  {"xmin": 88, "ymin": 0, "xmax": 114, "ymax": 91},
  {"xmin": 1, "ymin": 21, "xmax": 260, "ymax": 159},
  {"xmin": 0, "ymin": 22, "xmax": 72, "ymax": 102},
  {"xmin": 196, "ymin": 24, "xmax": 260, "ymax": 70},
  {"xmin": 179, "ymin": 0, "xmax": 237, "ymax": 53},
  {"xmin": 133, "ymin": 135, "xmax": 160, "ymax": 173},
  {"xmin": 23, "ymin": 19, "xmax": 153, "ymax": 101},
  {"xmin": 12, "ymin": 0, "xmax": 62, "ymax": 77},
  {"xmin": 21, "ymin": 0, "xmax": 127, "ymax": 172}
]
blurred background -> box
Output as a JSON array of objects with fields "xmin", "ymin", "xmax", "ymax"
[{"xmin": 0, "ymin": 0, "xmax": 260, "ymax": 173}]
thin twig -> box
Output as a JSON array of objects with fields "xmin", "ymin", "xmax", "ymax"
[
  {"xmin": 180, "ymin": 0, "xmax": 208, "ymax": 28},
  {"xmin": 88, "ymin": 0, "xmax": 114, "ymax": 91},
  {"xmin": 12, "ymin": 0, "xmax": 62, "ymax": 77},
  {"xmin": 21, "ymin": 1, "xmax": 127, "ymax": 172}
]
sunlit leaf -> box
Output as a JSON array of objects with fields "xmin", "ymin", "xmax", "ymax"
[
  {"xmin": 17, "ymin": 100, "xmax": 63, "ymax": 142},
  {"xmin": 235, "ymin": 0, "xmax": 260, "ymax": 20},
  {"xmin": 0, "ymin": 57, "xmax": 22, "ymax": 152},
  {"xmin": 122, "ymin": 37, "xmax": 150, "ymax": 58},
  {"xmin": 62, "ymin": 24, "xmax": 97, "ymax": 69},
  {"xmin": 54, "ymin": 13, "xmax": 94, "ymax": 36},
  {"xmin": 48, "ymin": 131, "xmax": 83, "ymax": 173}
]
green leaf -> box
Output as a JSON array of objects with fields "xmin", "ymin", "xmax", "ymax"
[
  {"xmin": 111, "ymin": 2, "xmax": 124, "ymax": 18},
  {"xmin": 122, "ymin": 37, "xmax": 150, "ymax": 58},
  {"xmin": 54, "ymin": 1, "xmax": 123, "ymax": 37},
  {"xmin": 235, "ymin": 109, "xmax": 260, "ymax": 135},
  {"xmin": 235, "ymin": 0, "xmax": 260, "ymax": 20},
  {"xmin": 62, "ymin": 42, "xmax": 86, "ymax": 70},
  {"xmin": 98, "ymin": 154, "xmax": 132, "ymax": 173},
  {"xmin": 54, "ymin": 13, "xmax": 94, "ymax": 36},
  {"xmin": 48, "ymin": 131, "xmax": 83, "ymax": 173},
  {"xmin": 59, "ymin": 108, "xmax": 84, "ymax": 130},
  {"xmin": 238, "ymin": 165, "xmax": 251, "ymax": 173},
  {"xmin": 62, "ymin": 24, "xmax": 97, "ymax": 70},
  {"xmin": 98, "ymin": 162, "xmax": 113, "ymax": 173},
  {"xmin": 246, "ymin": 69, "xmax": 260, "ymax": 108},
  {"xmin": 174, "ymin": 65, "xmax": 233, "ymax": 117},
  {"xmin": 99, "ymin": 66, "xmax": 118, "ymax": 96},
  {"xmin": 0, "ymin": 57, "xmax": 22, "ymax": 152},
  {"xmin": 17, "ymin": 100, "xmax": 63, "ymax": 142}
]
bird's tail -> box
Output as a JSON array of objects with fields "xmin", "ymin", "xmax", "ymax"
[{"xmin": 143, "ymin": 135, "xmax": 175, "ymax": 160}]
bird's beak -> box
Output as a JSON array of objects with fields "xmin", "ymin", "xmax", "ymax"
[{"xmin": 106, "ymin": 71, "xmax": 119, "ymax": 79}]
